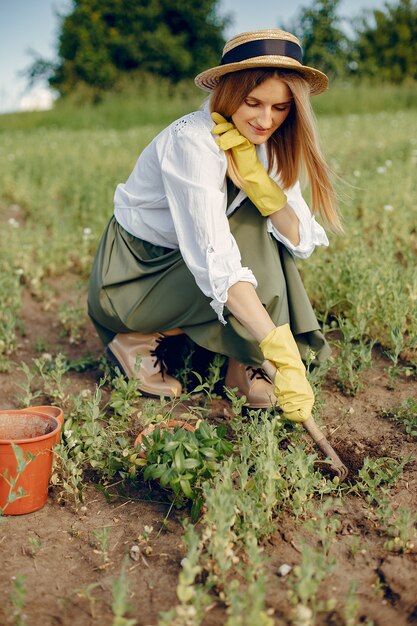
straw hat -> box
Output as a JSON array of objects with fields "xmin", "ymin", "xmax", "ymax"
[{"xmin": 194, "ymin": 29, "xmax": 328, "ymax": 96}]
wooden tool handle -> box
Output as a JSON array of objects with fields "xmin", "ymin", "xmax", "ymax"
[{"xmin": 262, "ymin": 360, "xmax": 348, "ymax": 480}]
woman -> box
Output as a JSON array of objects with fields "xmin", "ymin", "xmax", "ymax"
[{"xmin": 88, "ymin": 29, "xmax": 342, "ymax": 421}]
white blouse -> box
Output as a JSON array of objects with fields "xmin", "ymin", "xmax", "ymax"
[{"xmin": 114, "ymin": 106, "xmax": 328, "ymax": 323}]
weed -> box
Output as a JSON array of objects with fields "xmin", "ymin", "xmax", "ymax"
[
  {"xmin": 109, "ymin": 369, "xmax": 142, "ymax": 418},
  {"xmin": 355, "ymin": 456, "xmax": 413, "ymax": 504},
  {"xmin": 383, "ymin": 507, "xmax": 417, "ymax": 553},
  {"xmin": 343, "ymin": 580, "xmax": 360, "ymax": 626},
  {"xmin": 381, "ymin": 398, "xmax": 417, "ymax": 437},
  {"xmin": 58, "ymin": 303, "xmax": 86, "ymax": 344},
  {"xmin": 9, "ymin": 574, "xmax": 27, "ymax": 626},
  {"xmin": 15, "ymin": 361, "xmax": 42, "ymax": 407},
  {"xmin": 191, "ymin": 353, "xmax": 226, "ymax": 402},
  {"xmin": 225, "ymin": 533, "xmax": 274, "ymax": 626},
  {"xmin": 286, "ymin": 499, "xmax": 341, "ymax": 621},
  {"xmin": 27, "ymin": 536, "xmax": 42, "ymax": 558},
  {"xmin": 384, "ymin": 326, "xmax": 405, "ymax": 387},
  {"xmin": 73, "ymin": 582, "xmax": 101, "ymax": 619},
  {"xmin": 92, "ymin": 526, "xmax": 111, "ymax": 567},
  {"xmin": 158, "ymin": 523, "xmax": 210, "ymax": 626},
  {"xmin": 111, "ymin": 558, "xmax": 137, "ymax": 626},
  {"xmin": 332, "ymin": 318, "xmax": 374, "ymax": 396},
  {"xmin": 33, "ymin": 353, "xmax": 70, "ymax": 405}
]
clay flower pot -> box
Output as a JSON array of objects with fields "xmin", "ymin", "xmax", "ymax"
[{"xmin": 0, "ymin": 406, "xmax": 64, "ymax": 515}]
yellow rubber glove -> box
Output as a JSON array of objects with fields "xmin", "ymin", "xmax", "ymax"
[
  {"xmin": 211, "ymin": 112, "xmax": 287, "ymax": 217},
  {"xmin": 259, "ymin": 324, "xmax": 314, "ymax": 422}
]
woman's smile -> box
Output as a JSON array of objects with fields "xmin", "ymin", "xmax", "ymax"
[{"xmin": 232, "ymin": 76, "xmax": 292, "ymax": 144}]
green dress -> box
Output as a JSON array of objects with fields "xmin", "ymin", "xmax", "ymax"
[{"xmin": 88, "ymin": 184, "xmax": 330, "ymax": 367}]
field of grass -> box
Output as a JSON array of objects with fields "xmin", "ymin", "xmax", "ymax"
[{"xmin": 0, "ymin": 80, "xmax": 416, "ymax": 626}]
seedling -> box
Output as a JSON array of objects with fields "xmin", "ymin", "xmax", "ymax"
[
  {"xmin": 9, "ymin": 574, "xmax": 27, "ymax": 626},
  {"xmin": 111, "ymin": 558, "xmax": 137, "ymax": 626},
  {"xmin": 381, "ymin": 398, "xmax": 417, "ymax": 438},
  {"xmin": 92, "ymin": 526, "xmax": 111, "ymax": 567},
  {"xmin": 73, "ymin": 582, "xmax": 101, "ymax": 619}
]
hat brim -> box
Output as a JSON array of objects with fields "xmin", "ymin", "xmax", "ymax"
[{"xmin": 195, "ymin": 56, "xmax": 328, "ymax": 96}]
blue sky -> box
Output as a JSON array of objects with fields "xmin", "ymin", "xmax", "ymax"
[{"xmin": 0, "ymin": 0, "xmax": 386, "ymax": 113}]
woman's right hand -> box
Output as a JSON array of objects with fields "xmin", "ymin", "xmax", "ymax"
[
  {"xmin": 211, "ymin": 112, "xmax": 287, "ymax": 216},
  {"xmin": 259, "ymin": 324, "xmax": 314, "ymax": 422}
]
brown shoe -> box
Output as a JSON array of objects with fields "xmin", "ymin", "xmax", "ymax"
[
  {"xmin": 107, "ymin": 332, "xmax": 182, "ymax": 398},
  {"xmin": 225, "ymin": 358, "xmax": 276, "ymax": 409}
]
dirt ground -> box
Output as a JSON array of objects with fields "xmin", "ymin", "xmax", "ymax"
[{"xmin": 1, "ymin": 279, "xmax": 416, "ymax": 626}]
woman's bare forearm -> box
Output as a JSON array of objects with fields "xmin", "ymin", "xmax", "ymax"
[
  {"xmin": 269, "ymin": 203, "xmax": 300, "ymax": 246},
  {"xmin": 226, "ymin": 281, "xmax": 275, "ymax": 343}
]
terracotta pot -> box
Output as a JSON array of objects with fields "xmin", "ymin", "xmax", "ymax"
[
  {"xmin": 134, "ymin": 419, "xmax": 195, "ymax": 457},
  {"xmin": 25, "ymin": 405, "xmax": 64, "ymax": 444},
  {"xmin": 0, "ymin": 407, "xmax": 63, "ymax": 515}
]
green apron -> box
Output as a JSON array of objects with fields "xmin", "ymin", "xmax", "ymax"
[{"xmin": 88, "ymin": 187, "xmax": 330, "ymax": 367}]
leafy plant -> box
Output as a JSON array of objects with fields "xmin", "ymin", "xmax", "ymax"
[
  {"xmin": 140, "ymin": 420, "xmax": 233, "ymax": 518},
  {"xmin": 355, "ymin": 456, "xmax": 413, "ymax": 504}
]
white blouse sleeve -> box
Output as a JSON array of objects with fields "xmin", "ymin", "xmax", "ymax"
[
  {"xmin": 266, "ymin": 180, "xmax": 329, "ymax": 259},
  {"xmin": 160, "ymin": 128, "xmax": 257, "ymax": 323}
]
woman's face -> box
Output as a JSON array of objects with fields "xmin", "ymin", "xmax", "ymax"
[{"xmin": 231, "ymin": 76, "xmax": 292, "ymax": 145}]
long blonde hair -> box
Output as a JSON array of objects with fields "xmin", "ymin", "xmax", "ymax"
[{"xmin": 210, "ymin": 68, "xmax": 342, "ymax": 232}]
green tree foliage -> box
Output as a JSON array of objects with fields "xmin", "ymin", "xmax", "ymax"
[
  {"xmin": 43, "ymin": 0, "xmax": 227, "ymax": 95},
  {"xmin": 352, "ymin": 0, "xmax": 417, "ymax": 82},
  {"xmin": 293, "ymin": 0, "xmax": 349, "ymax": 79}
]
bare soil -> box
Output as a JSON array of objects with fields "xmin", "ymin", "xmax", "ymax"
[{"xmin": 1, "ymin": 278, "xmax": 416, "ymax": 626}]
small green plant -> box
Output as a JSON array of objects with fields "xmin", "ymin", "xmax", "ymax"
[
  {"xmin": 383, "ymin": 507, "xmax": 417, "ymax": 553},
  {"xmin": 92, "ymin": 526, "xmax": 111, "ymax": 567},
  {"xmin": 381, "ymin": 398, "xmax": 417, "ymax": 438},
  {"xmin": 111, "ymin": 558, "xmax": 137, "ymax": 626},
  {"xmin": 384, "ymin": 326, "xmax": 405, "ymax": 387},
  {"xmin": 58, "ymin": 302, "xmax": 86, "ymax": 344},
  {"xmin": 332, "ymin": 318, "xmax": 375, "ymax": 396},
  {"xmin": 343, "ymin": 580, "xmax": 360, "ymax": 626},
  {"xmin": 15, "ymin": 361, "xmax": 42, "ymax": 407},
  {"xmin": 73, "ymin": 582, "xmax": 101, "ymax": 619},
  {"xmin": 355, "ymin": 456, "xmax": 413, "ymax": 504},
  {"xmin": 140, "ymin": 420, "xmax": 233, "ymax": 519},
  {"xmin": 0, "ymin": 444, "xmax": 34, "ymax": 515},
  {"xmin": 158, "ymin": 523, "xmax": 211, "ymax": 626},
  {"xmin": 27, "ymin": 536, "xmax": 43, "ymax": 557},
  {"xmin": 33, "ymin": 353, "xmax": 70, "ymax": 404},
  {"xmin": 287, "ymin": 499, "xmax": 341, "ymax": 622},
  {"xmin": 191, "ymin": 353, "xmax": 226, "ymax": 402},
  {"xmin": 9, "ymin": 574, "xmax": 27, "ymax": 626},
  {"xmin": 108, "ymin": 369, "xmax": 142, "ymax": 418}
]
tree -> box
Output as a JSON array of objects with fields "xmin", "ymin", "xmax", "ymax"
[
  {"xmin": 292, "ymin": 0, "xmax": 349, "ymax": 80},
  {"xmin": 352, "ymin": 0, "xmax": 417, "ymax": 82},
  {"xmin": 32, "ymin": 0, "xmax": 227, "ymax": 95}
]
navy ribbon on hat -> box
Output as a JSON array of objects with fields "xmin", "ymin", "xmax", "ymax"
[{"xmin": 221, "ymin": 39, "xmax": 303, "ymax": 65}]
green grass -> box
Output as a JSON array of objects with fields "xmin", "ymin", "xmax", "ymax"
[
  {"xmin": 1, "ymin": 81, "xmax": 415, "ymax": 364},
  {"xmin": 0, "ymin": 78, "xmax": 416, "ymax": 132}
]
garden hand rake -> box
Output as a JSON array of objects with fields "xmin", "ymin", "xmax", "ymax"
[{"xmin": 262, "ymin": 360, "xmax": 348, "ymax": 481}]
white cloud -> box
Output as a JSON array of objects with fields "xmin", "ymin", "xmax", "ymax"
[{"xmin": 19, "ymin": 86, "xmax": 55, "ymax": 111}]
